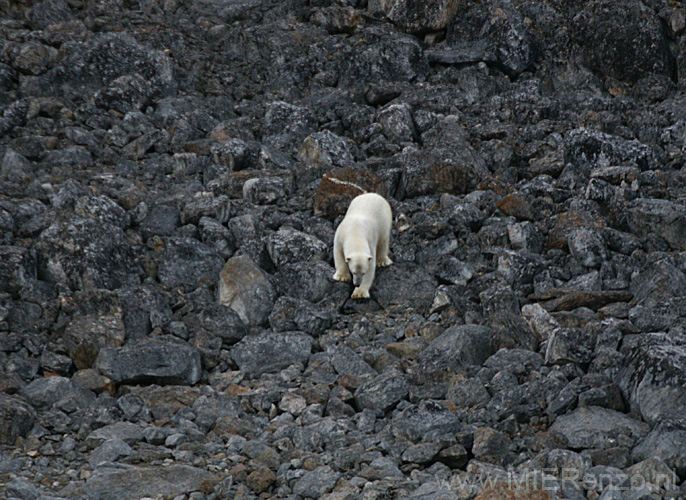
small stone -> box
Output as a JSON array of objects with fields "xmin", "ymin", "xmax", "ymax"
[{"xmin": 246, "ymin": 466, "xmax": 276, "ymax": 494}]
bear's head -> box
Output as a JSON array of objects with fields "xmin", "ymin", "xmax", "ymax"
[{"xmin": 346, "ymin": 253, "xmax": 372, "ymax": 286}]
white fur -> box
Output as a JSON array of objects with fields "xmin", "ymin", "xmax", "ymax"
[{"xmin": 332, "ymin": 193, "xmax": 393, "ymax": 299}]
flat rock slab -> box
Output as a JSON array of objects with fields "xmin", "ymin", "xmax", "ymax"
[
  {"xmin": 83, "ymin": 464, "xmax": 218, "ymax": 500},
  {"xmin": 550, "ymin": 406, "xmax": 649, "ymax": 449},
  {"xmin": 230, "ymin": 331, "xmax": 313, "ymax": 379},
  {"xmin": 536, "ymin": 290, "xmax": 632, "ymax": 312},
  {"xmin": 95, "ymin": 340, "xmax": 202, "ymax": 386}
]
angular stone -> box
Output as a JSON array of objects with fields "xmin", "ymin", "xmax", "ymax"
[
  {"xmin": 246, "ymin": 466, "xmax": 276, "ymax": 494},
  {"xmin": 140, "ymin": 204, "xmax": 180, "ymax": 240},
  {"xmin": 297, "ymin": 129, "xmax": 355, "ymax": 182},
  {"xmin": 275, "ymin": 261, "xmax": 337, "ymax": 304},
  {"xmin": 568, "ymin": 228, "xmax": 609, "ymax": 269},
  {"xmin": 0, "ymin": 394, "xmax": 36, "ymax": 445},
  {"xmin": 4, "ymin": 478, "xmax": 40, "ymax": 500},
  {"xmin": 269, "ymin": 296, "xmax": 332, "ymax": 338},
  {"xmin": 89, "ymin": 438, "xmax": 133, "ymax": 467},
  {"xmin": 20, "ymin": 376, "xmax": 96, "ymax": 412},
  {"xmin": 196, "ymin": 303, "xmax": 247, "ymax": 346},
  {"xmin": 539, "ymin": 290, "xmax": 633, "ymax": 312},
  {"xmin": 617, "ymin": 333, "xmax": 686, "ymax": 424},
  {"xmin": 354, "ymin": 370, "xmax": 409, "ymax": 415},
  {"xmin": 545, "ymin": 327, "xmax": 594, "ymax": 365},
  {"xmin": 632, "ymin": 423, "xmax": 686, "ymax": 475},
  {"xmin": 373, "ymin": 262, "xmax": 438, "ymax": 314},
  {"xmin": 218, "ymin": 255, "xmax": 276, "ymax": 327},
  {"xmin": 328, "ymin": 344, "xmax": 377, "ymax": 379},
  {"xmin": 83, "ymin": 464, "xmax": 218, "ymax": 500},
  {"xmin": 411, "ymin": 325, "xmax": 494, "ymax": 383},
  {"xmin": 158, "ymin": 237, "xmax": 224, "ymax": 292},
  {"xmin": 265, "ymin": 227, "xmax": 327, "ymax": 269},
  {"xmin": 628, "ymin": 198, "xmax": 686, "ymax": 251},
  {"xmin": 230, "ymin": 331, "xmax": 313, "ymax": 379},
  {"xmin": 380, "ymin": 0, "xmax": 461, "ymax": 33},
  {"xmin": 550, "ymin": 406, "xmax": 649, "ymax": 449},
  {"xmin": 393, "ymin": 400, "xmax": 461, "ymax": 442},
  {"xmin": 95, "ymin": 340, "xmax": 202, "ymax": 386},
  {"xmin": 263, "ymin": 101, "xmax": 317, "ymax": 153},
  {"xmin": 293, "ymin": 465, "xmax": 341, "ymax": 498},
  {"xmin": 473, "ymin": 427, "xmax": 515, "ymax": 466}
]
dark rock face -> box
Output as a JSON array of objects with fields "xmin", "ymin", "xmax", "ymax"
[
  {"xmin": 3, "ymin": 0, "xmax": 686, "ymax": 496},
  {"xmin": 95, "ymin": 341, "xmax": 202, "ymax": 386}
]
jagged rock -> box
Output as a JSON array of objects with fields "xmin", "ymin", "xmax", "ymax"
[
  {"xmin": 617, "ymin": 333, "xmax": 686, "ymax": 424},
  {"xmin": 20, "ymin": 376, "xmax": 96, "ymax": 412},
  {"xmin": 37, "ymin": 216, "xmax": 142, "ymax": 291},
  {"xmin": 411, "ymin": 324, "xmax": 494, "ymax": 387},
  {"xmin": 95, "ymin": 340, "xmax": 202, "ymax": 386},
  {"xmin": 313, "ymin": 167, "xmax": 387, "ymax": 220},
  {"xmin": 140, "ymin": 204, "xmax": 180, "ymax": 240},
  {"xmin": 293, "ymin": 465, "xmax": 341, "ymax": 498},
  {"xmin": 89, "ymin": 439, "xmax": 133, "ymax": 467},
  {"xmin": 630, "ymin": 259, "xmax": 686, "ymax": 308},
  {"xmin": 265, "ymin": 227, "xmax": 327, "ymax": 269},
  {"xmin": 116, "ymin": 285, "xmax": 172, "ymax": 341},
  {"xmin": 82, "ymin": 464, "xmax": 218, "ymax": 500},
  {"xmin": 275, "ymin": 261, "xmax": 337, "ymax": 304},
  {"xmin": 373, "ymin": 262, "xmax": 438, "ymax": 314},
  {"xmin": 297, "ymin": 129, "xmax": 355, "ymax": 183},
  {"xmin": 34, "ymin": 33, "xmax": 174, "ymax": 101},
  {"xmin": 263, "ymin": 101, "xmax": 317, "ymax": 153},
  {"xmin": 632, "ymin": 423, "xmax": 686, "ymax": 477},
  {"xmin": 4, "ymin": 478, "xmax": 41, "ymax": 500},
  {"xmin": 76, "ymin": 195, "xmax": 130, "ymax": 230},
  {"xmin": 380, "ymin": 0, "xmax": 461, "ymax": 33},
  {"xmin": 218, "ymin": 255, "xmax": 276, "ymax": 326},
  {"xmin": 377, "ymin": 102, "xmax": 416, "ymax": 143},
  {"xmin": 393, "ymin": 400, "xmax": 461, "ymax": 442},
  {"xmin": 568, "ymin": 228, "xmax": 609, "ymax": 269},
  {"xmin": 157, "ymin": 236, "xmax": 224, "ymax": 291},
  {"xmin": 572, "ymin": 0, "xmax": 674, "ymax": 83},
  {"xmin": 194, "ymin": 303, "xmax": 247, "ymax": 347},
  {"xmin": 268, "ymin": 296, "xmax": 332, "ymax": 337},
  {"xmin": 242, "ymin": 176, "xmax": 290, "ymax": 205},
  {"xmin": 354, "ymin": 369, "xmax": 409, "ymax": 414},
  {"xmin": 328, "ymin": 343, "xmax": 377, "ymax": 379},
  {"xmin": 230, "ymin": 331, "xmax": 313, "ymax": 378},
  {"xmin": 550, "ymin": 406, "xmax": 649, "ymax": 449},
  {"xmin": 443, "ymin": 0, "xmax": 542, "ymax": 78},
  {"xmin": 93, "ymin": 73, "xmax": 154, "ymax": 114},
  {"xmin": 0, "ymin": 246, "xmax": 33, "ymax": 296},
  {"xmin": 0, "ymin": 394, "xmax": 36, "ymax": 445},
  {"xmin": 25, "ymin": 0, "xmax": 74, "ymax": 30},
  {"xmin": 626, "ymin": 199, "xmax": 686, "ymax": 251},
  {"xmin": 545, "ymin": 327, "xmax": 594, "ymax": 365},
  {"xmin": 472, "ymin": 427, "xmax": 516, "ymax": 467}
]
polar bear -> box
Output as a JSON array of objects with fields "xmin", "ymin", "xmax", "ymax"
[{"xmin": 332, "ymin": 193, "xmax": 393, "ymax": 299}]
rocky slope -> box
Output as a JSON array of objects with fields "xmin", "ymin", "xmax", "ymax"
[{"xmin": 2, "ymin": 0, "xmax": 686, "ymax": 499}]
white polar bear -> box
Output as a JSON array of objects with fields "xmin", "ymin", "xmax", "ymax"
[{"xmin": 332, "ymin": 193, "xmax": 393, "ymax": 299}]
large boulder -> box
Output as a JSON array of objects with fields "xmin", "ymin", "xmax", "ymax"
[
  {"xmin": 218, "ymin": 255, "xmax": 276, "ymax": 327},
  {"xmin": 617, "ymin": 333, "xmax": 686, "ymax": 425},
  {"xmin": 95, "ymin": 340, "xmax": 202, "ymax": 386},
  {"xmin": 550, "ymin": 406, "xmax": 649, "ymax": 449},
  {"xmin": 157, "ymin": 237, "xmax": 225, "ymax": 292},
  {"xmin": 0, "ymin": 394, "xmax": 36, "ymax": 445},
  {"xmin": 230, "ymin": 331, "xmax": 313, "ymax": 378},
  {"xmin": 626, "ymin": 199, "xmax": 686, "ymax": 251},
  {"xmin": 572, "ymin": 0, "xmax": 675, "ymax": 83},
  {"xmin": 20, "ymin": 376, "xmax": 96, "ymax": 412}
]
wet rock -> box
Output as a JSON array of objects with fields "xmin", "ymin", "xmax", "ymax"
[
  {"xmin": 550, "ymin": 406, "xmax": 649, "ymax": 449},
  {"xmin": 572, "ymin": 0, "xmax": 674, "ymax": 83},
  {"xmin": 218, "ymin": 255, "xmax": 276, "ymax": 327},
  {"xmin": 380, "ymin": 0, "xmax": 461, "ymax": 33},
  {"xmin": 20, "ymin": 376, "xmax": 95, "ymax": 412},
  {"xmin": 617, "ymin": 333, "xmax": 686, "ymax": 424},
  {"xmin": 0, "ymin": 394, "xmax": 36, "ymax": 445},
  {"xmin": 265, "ymin": 227, "xmax": 327, "ymax": 269},
  {"xmin": 354, "ymin": 369, "xmax": 409, "ymax": 414},
  {"xmin": 157, "ymin": 236, "xmax": 224, "ymax": 291},
  {"xmin": 95, "ymin": 340, "xmax": 202, "ymax": 386},
  {"xmin": 443, "ymin": 0, "xmax": 542, "ymax": 78},
  {"xmin": 411, "ymin": 325, "xmax": 494, "ymax": 383},
  {"xmin": 230, "ymin": 331, "xmax": 313, "ymax": 378}
]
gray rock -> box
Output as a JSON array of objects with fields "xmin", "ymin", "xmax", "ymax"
[
  {"xmin": 297, "ymin": 129, "xmax": 355, "ymax": 182},
  {"xmin": 328, "ymin": 344, "xmax": 377, "ymax": 379},
  {"xmin": 196, "ymin": 303, "xmax": 247, "ymax": 346},
  {"xmin": 158, "ymin": 236, "xmax": 224, "ymax": 292},
  {"xmin": 0, "ymin": 246, "xmax": 33, "ymax": 296},
  {"xmin": 411, "ymin": 325, "xmax": 494, "ymax": 383},
  {"xmin": 393, "ymin": 400, "xmax": 461, "ymax": 442},
  {"xmin": 242, "ymin": 176, "xmax": 290, "ymax": 205},
  {"xmin": 25, "ymin": 0, "xmax": 74, "ymax": 30},
  {"xmin": 269, "ymin": 296, "xmax": 332, "ymax": 337},
  {"xmin": 632, "ymin": 423, "xmax": 686, "ymax": 476},
  {"xmin": 95, "ymin": 340, "xmax": 202, "ymax": 386},
  {"xmin": 373, "ymin": 262, "xmax": 438, "ymax": 314},
  {"xmin": 354, "ymin": 369, "xmax": 409, "ymax": 414},
  {"xmin": 550, "ymin": 406, "xmax": 649, "ymax": 449},
  {"xmin": 142, "ymin": 426, "xmax": 176, "ymax": 445},
  {"xmin": 443, "ymin": 0, "xmax": 542, "ymax": 78},
  {"xmin": 218, "ymin": 255, "xmax": 276, "ymax": 327},
  {"xmin": 572, "ymin": 0, "xmax": 674, "ymax": 83},
  {"xmin": 380, "ymin": 0, "xmax": 461, "ymax": 33},
  {"xmin": 402, "ymin": 442, "xmax": 442, "ymax": 464},
  {"xmin": 568, "ymin": 228, "xmax": 609, "ymax": 269},
  {"xmin": 265, "ymin": 227, "xmax": 327, "ymax": 269},
  {"xmin": 0, "ymin": 394, "xmax": 36, "ymax": 445},
  {"xmin": 446, "ymin": 376, "xmax": 491, "ymax": 408},
  {"xmin": 4, "ymin": 477, "xmax": 40, "ymax": 500},
  {"xmin": 627, "ymin": 199, "xmax": 686, "ymax": 251},
  {"xmin": 75, "ymin": 195, "xmax": 130, "ymax": 230},
  {"xmin": 630, "ymin": 260, "xmax": 686, "ymax": 309},
  {"xmin": 37, "ymin": 216, "xmax": 142, "ymax": 291},
  {"xmin": 230, "ymin": 331, "xmax": 313, "ymax": 378},
  {"xmin": 377, "ymin": 102, "xmax": 416, "ymax": 143},
  {"xmin": 292, "ymin": 465, "xmax": 341, "ymax": 498},
  {"xmin": 545, "ymin": 328, "xmax": 595, "ymax": 365},
  {"xmin": 140, "ymin": 204, "xmax": 180, "ymax": 240},
  {"xmin": 484, "ymin": 348, "xmax": 544, "ymax": 376},
  {"xmin": 93, "ymin": 73, "xmax": 154, "ymax": 114},
  {"xmin": 86, "ymin": 422, "xmax": 145, "ymax": 448},
  {"xmin": 275, "ymin": 261, "xmax": 337, "ymax": 304},
  {"xmin": 83, "ymin": 464, "xmax": 216, "ymax": 500},
  {"xmin": 20, "ymin": 376, "xmax": 96, "ymax": 413},
  {"xmin": 89, "ymin": 438, "xmax": 133, "ymax": 467},
  {"xmin": 617, "ymin": 333, "xmax": 686, "ymax": 424},
  {"xmin": 263, "ymin": 101, "xmax": 317, "ymax": 153},
  {"xmin": 472, "ymin": 426, "xmax": 515, "ymax": 466},
  {"xmin": 116, "ymin": 285, "xmax": 173, "ymax": 341}
]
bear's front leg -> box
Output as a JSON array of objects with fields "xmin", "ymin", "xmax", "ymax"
[
  {"xmin": 351, "ymin": 264, "xmax": 375, "ymax": 299},
  {"xmin": 332, "ymin": 239, "xmax": 351, "ymax": 282}
]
